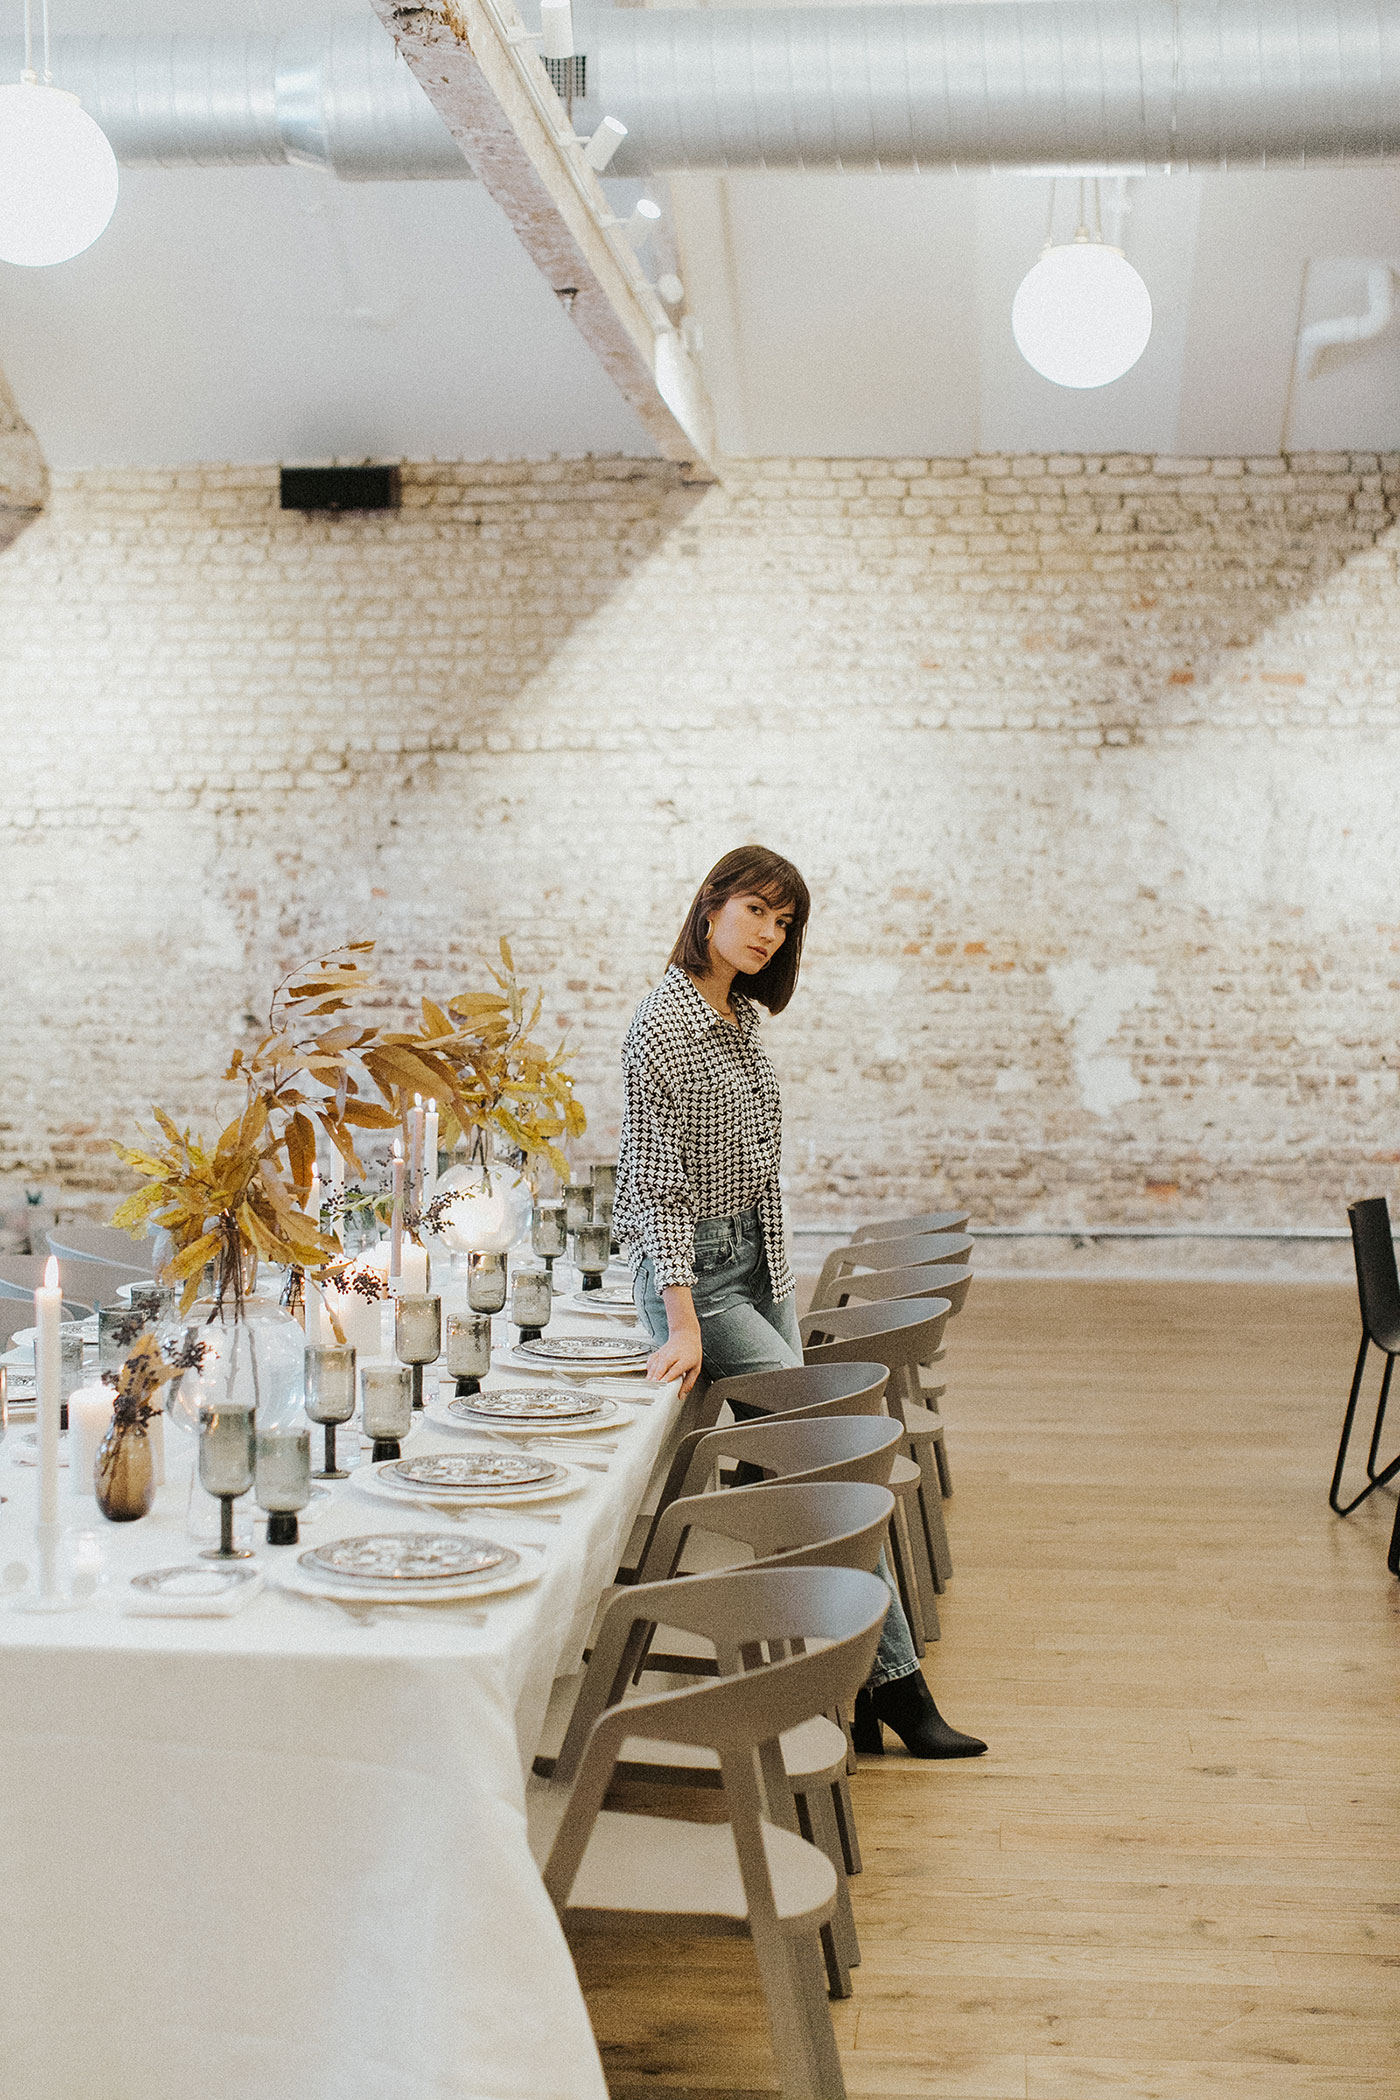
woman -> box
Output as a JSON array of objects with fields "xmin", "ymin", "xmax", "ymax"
[{"xmin": 615, "ymin": 844, "xmax": 986, "ymax": 1759}]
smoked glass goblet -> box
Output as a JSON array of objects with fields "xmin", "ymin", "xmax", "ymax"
[
  {"xmin": 255, "ymin": 1428, "xmax": 311, "ymax": 1546},
  {"xmin": 467, "ymin": 1251, "xmax": 507, "ymax": 1315},
  {"xmin": 198, "ymin": 1401, "xmax": 257, "ymax": 1561},
  {"xmin": 572, "ymin": 1222, "xmax": 611, "ymax": 1293},
  {"xmin": 445, "ymin": 1312, "xmax": 491, "ymax": 1397},
  {"xmin": 511, "ymin": 1268, "xmax": 552, "ymax": 1344},
  {"xmin": 305, "ymin": 1342, "xmax": 357, "ymax": 1479},
  {"xmin": 361, "ymin": 1365, "xmax": 413, "ymax": 1463}
]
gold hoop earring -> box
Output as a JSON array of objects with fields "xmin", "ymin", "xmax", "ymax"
[{"xmin": 702, "ymin": 918, "xmax": 712, "ymax": 940}]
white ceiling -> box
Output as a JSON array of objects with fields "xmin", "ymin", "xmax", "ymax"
[{"xmin": 2, "ymin": 0, "xmax": 1397, "ymax": 468}]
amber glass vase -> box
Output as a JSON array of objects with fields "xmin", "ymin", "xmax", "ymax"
[{"xmin": 95, "ymin": 1419, "xmax": 155, "ymax": 1522}]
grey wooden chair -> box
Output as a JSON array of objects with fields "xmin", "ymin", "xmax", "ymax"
[
  {"xmin": 42, "ymin": 1222, "xmax": 155, "ymax": 1278},
  {"xmin": 811, "ymin": 1230, "xmax": 972, "ymax": 1312},
  {"xmin": 529, "ymin": 1562, "xmax": 890, "ymax": 2096},
  {"xmin": 852, "ymin": 1207, "xmax": 969, "ymax": 1242},
  {"xmin": 0, "ymin": 1255, "xmax": 113, "ymax": 1319},
  {"xmin": 541, "ymin": 1477, "xmax": 896, "ymax": 1996},
  {"xmin": 801, "ymin": 1298, "xmax": 954, "ymax": 1615}
]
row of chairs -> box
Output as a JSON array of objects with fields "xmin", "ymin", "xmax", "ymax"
[
  {"xmin": 527, "ymin": 1206, "xmax": 977, "ymax": 2100},
  {"xmin": 1330, "ymin": 1195, "xmax": 1400, "ymax": 1578},
  {"xmin": 0, "ymin": 1223, "xmax": 156, "ymax": 1341}
]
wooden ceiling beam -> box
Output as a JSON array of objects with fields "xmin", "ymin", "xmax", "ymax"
[{"xmin": 369, "ymin": 1, "xmax": 718, "ymax": 480}]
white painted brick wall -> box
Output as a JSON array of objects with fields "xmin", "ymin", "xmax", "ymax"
[{"xmin": 1, "ymin": 453, "xmax": 1398, "ymax": 1245}]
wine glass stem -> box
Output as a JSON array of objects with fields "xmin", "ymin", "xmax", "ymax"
[
  {"xmin": 324, "ymin": 1423, "xmax": 337, "ymax": 1475},
  {"xmin": 219, "ymin": 1496, "xmax": 234, "ymax": 1557}
]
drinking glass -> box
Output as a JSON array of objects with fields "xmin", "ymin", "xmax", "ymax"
[
  {"xmin": 255, "ymin": 1429, "xmax": 311, "ymax": 1545},
  {"xmin": 305, "ymin": 1342, "xmax": 357, "ymax": 1479},
  {"xmin": 98, "ymin": 1305, "xmax": 148, "ymax": 1374},
  {"xmin": 444, "ymin": 1312, "xmax": 491, "ymax": 1397},
  {"xmin": 59, "ymin": 1333, "xmax": 85, "ymax": 1430},
  {"xmin": 394, "ymin": 1295, "xmax": 441, "ymax": 1411},
  {"xmin": 361, "ymin": 1365, "xmax": 413, "ymax": 1462},
  {"xmin": 467, "ymin": 1251, "xmax": 507, "ymax": 1315},
  {"xmin": 198, "ymin": 1402, "xmax": 257, "ymax": 1560},
  {"xmin": 572, "ymin": 1221, "xmax": 611, "ymax": 1292},
  {"xmin": 588, "ymin": 1162, "xmax": 617, "ymax": 1223},
  {"xmin": 511, "ymin": 1268, "xmax": 552, "ymax": 1343},
  {"xmin": 531, "ymin": 1200, "xmax": 567, "ymax": 1294},
  {"xmin": 562, "ymin": 1181, "xmax": 593, "ymax": 1234}
]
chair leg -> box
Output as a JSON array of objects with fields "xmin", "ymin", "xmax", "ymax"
[
  {"xmin": 934, "ymin": 1432, "xmax": 953, "ymax": 1498},
  {"xmin": 749, "ymin": 1922, "xmax": 848, "ymax": 2100},
  {"xmin": 887, "ymin": 1506, "xmax": 927, "ymax": 1653},
  {"xmin": 1389, "ymin": 1492, "xmax": 1400, "ymax": 1579},
  {"xmin": 912, "ymin": 1457, "xmax": 953, "ymax": 1586},
  {"xmin": 1331, "ymin": 1339, "xmax": 1400, "ymax": 1515},
  {"xmin": 831, "ymin": 1773, "xmax": 862, "ymax": 1876},
  {"xmin": 798, "ymin": 1786, "xmax": 859, "ymax": 1995}
]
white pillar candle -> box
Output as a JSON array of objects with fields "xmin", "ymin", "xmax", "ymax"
[
  {"xmin": 408, "ymin": 1097, "xmax": 425, "ymax": 1210},
  {"xmin": 422, "ymin": 1100, "xmax": 439, "ymax": 1201},
  {"xmin": 390, "ymin": 1141, "xmax": 405, "ymax": 1283},
  {"xmin": 34, "ymin": 1257, "xmax": 62, "ymax": 1530},
  {"xmin": 326, "ymin": 1285, "xmax": 383, "ymax": 1358},
  {"xmin": 395, "ymin": 1242, "xmax": 430, "ymax": 1296},
  {"xmin": 68, "ymin": 1384, "xmax": 114, "ymax": 1498}
]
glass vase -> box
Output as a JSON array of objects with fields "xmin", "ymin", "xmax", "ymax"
[{"xmin": 94, "ymin": 1419, "xmax": 155, "ymax": 1523}]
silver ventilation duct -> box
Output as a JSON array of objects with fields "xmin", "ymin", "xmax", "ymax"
[
  {"xmin": 574, "ymin": 0, "xmax": 1400, "ymax": 173},
  {"xmin": 8, "ymin": 2, "xmax": 1399, "ymax": 180}
]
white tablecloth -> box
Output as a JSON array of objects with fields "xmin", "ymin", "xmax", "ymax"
[{"xmin": 0, "ymin": 1294, "xmax": 679, "ymax": 2100}]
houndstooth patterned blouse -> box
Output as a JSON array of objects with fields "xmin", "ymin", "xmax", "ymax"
[{"xmin": 615, "ymin": 964, "xmax": 794, "ymax": 1298}]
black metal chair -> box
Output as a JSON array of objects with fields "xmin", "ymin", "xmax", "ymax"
[{"xmin": 1329, "ymin": 1197, "xmax": 1400, "ymax": 1520}]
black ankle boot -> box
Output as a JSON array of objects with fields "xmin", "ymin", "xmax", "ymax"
[{"xmin": 853, "ymin": 1675, "xmax": 987, "ymax": 1759}]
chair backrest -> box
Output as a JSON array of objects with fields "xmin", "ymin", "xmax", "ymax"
[
  {"xmin": 705, "ymin": 1359, "xmax": 889, "ymax": 1423},
  {"xmin": 811, "ymin": 1231, "xmax": 971, "ymax": 1310},
  {"xmin": 0, "ymin": 1296, "xmax": 37, "ymax": 1348},
  {"xmin": 681, "ymin": 1411, "xmax": 903, "ymax": 1499},
  {"xmin": 852, "ymin": 1208, "xmax": 969, "ymax": 1242},
  {"xmin": 638, "ymin": 1475, "xmax": 897, "ymax": 1587},
  {"xmin": 837, "ymin": 1261, "xmax": 971, "ymax": 1323},
  {"xmin": 43, "ymin": 1222, "xmax": 154, "ymax": 1277},
  {"xmin": 800, "ymin": 1295, "xmax": 952, "ymax": 1418},
  {"xmin": 0, "ymin": 1256, "xmax": 113, "ymax": 1317},
  {"xmin": 1348, "ymin": 1197, "xmax": 1400, "ymax": 1347},
  {"xmin": 545, "ymin": 1561, "xmax": 891, "ymax": 1836}
]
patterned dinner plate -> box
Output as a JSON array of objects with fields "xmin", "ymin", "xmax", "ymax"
[
  {"xmin": 390, "ymin": 1450, "xmax": 559, "ymax": 1491},
  {"xmin": 301, "ymin": 1531, "xmax": 514, "ymax": 1586},
  {"xmin": 357, "ymin": 1456, "xmax": 585, "ymax": 1508},
  {"xmin": 564, "ymin": 1287, "xmax": 639, "ymax": 1314},
  {"xmin": 277, "ymin": 1554, "xmax": 542, "ymax": 1608},
  {"xmin": 452, "ymin": 1387, "xmax": 606, "ymax": 1421},
  {"xmin": 516, "ymin": 1335, "xmax": 650, "ymax": 1364},
  {"xmin": 131, "ymin": 1562, "xmax": 261, "ymax": 1599}
]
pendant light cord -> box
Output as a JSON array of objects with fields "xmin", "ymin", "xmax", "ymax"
[
  {"xmin": 41, "ymin": 0, "xmax": 50, "ymax": 82},
  {"xmin": 21, "ymin": 0, "xmax": 52, "ymax": 82}
]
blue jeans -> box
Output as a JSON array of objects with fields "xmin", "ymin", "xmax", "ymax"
[{"xmin": 633, "ymin": 1209, "xmax": 920, "ymax": 1690}]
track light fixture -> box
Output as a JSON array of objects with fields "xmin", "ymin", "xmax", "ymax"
[
  {"xmin": 538, "ymin": 0, "xmax": 574, "ymax": 62},
  {"xmin": 628, "ymin": 197, "xmax": 662, "ymax": 244},
  {"xmin": 656, "ymin": 273, "xmax": 684, "ymax": 307},
  {"xmin": 582, "ymin": 115, "xmax": 627, "ymax": 171}
]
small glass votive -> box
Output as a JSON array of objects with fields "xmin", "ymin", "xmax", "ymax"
[
  {"xmin": 572, "ymin": 1221, "xmax": 611, "ymax": 1291},
  {"xmin": 361, "ymin": 1364, "xmax": 413, "ymax": 1462},
  {"xmin": 395, "ymin": 1294, "xmax": 441, "ymax": 1411},
  {"xmin": 198, "ymin": 1402, "xmax": 257, "ymax": 1560},
  {"xmin": 97, "ymin": 1305, "xmax": 148, "ymax": 1374},
  {"xmin": 255, "ymin": 1428, "xmax": 311, "ymax": 1546},
  {"xmin": 128, "ymin": 1283, "xmax": 176, "ymax": 1323},
  {"xmin": 467, "ymin": 1251, "xmax": 507, "ymax": 1316},
  {"xmin": 511, "ymin": 1268, "xmax": 552, "ymax": 1343},
  {"xmin": 59, "ymin": 1332, "xmax": 86, "ymax": 1430},
  {"xmin": 563, "ymin": 1181, "xmax": 593, "ymax": 1233},
  {"xmin": 305, "ymin": 1342, "xmax": 357, "ymax": 1479},
  {"xmin": 445, "ymin": 1312, "xmax": 491, "ymax": 1397}
]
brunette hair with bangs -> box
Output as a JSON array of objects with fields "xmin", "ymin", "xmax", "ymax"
[{"xmin": 668, "ymin": 845, "xmax": 811, "ymax": 1014}]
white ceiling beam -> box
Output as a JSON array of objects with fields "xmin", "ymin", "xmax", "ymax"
[{"xmin": 368, "ymin": 0, "xmax": 718, "ymax": 480}]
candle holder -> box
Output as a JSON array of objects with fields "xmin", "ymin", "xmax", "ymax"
[
  {"xmin": 467, "ymin": 1250, "xmax": 507, "ymax": 1316},
  {"xmin": 361, "ymin": 1365, "xmax": 413, "ymax": 1462},
  {"xmin": 395, "ymin": 1294, "xmax": 441, "ymax": 1411},
  {"xmin": 59, "ymin": 1332, "xmax": 85, "ymax": 1431},
  {"xmin": 128, "ymin": 1283, "xmax": 177, "ymax": 1323},
  {"xmin": 255, "ymin": 1428, "xmax": 312, "ymax": 1545},
  {"xmin": 511, "ymin": 1268, "xmax": 553, "ymax": 1344},
  {"xmin": 588, "ymin": 1162, "xmax": 618, "ymax": 1223},
  {"xmin": 445, "ymin": 1312, "xmax": 491, "ymax": 1397},
  {"xmin": 98, "ymin": 1305, "xmax": 149, "ymax": 1375},
  {"xmin": 531, "ymin": 1200, "xmax": 567, "ymax": 1292},
  {"xmin": 562, "ymin": 1181, "xmax": 593, "ymax": 1234},
  {"xmin": 572, "ymin": 1221, "xmax": 611, "ymax": 1293},
  {"xmin": 305, "ymin": 1342, "xmax": 357, "ymax": 1479},
  {"xmin": 197, "ymin": 1401, "xmax": 257, "ymax": 1561}
]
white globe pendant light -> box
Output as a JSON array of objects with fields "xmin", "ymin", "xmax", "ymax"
[
  {"xmin": 0, "ymin": 78, "xmax": 118, "ymax": 267},
  {"xmin": 1012, "ymin": 234, "xmax": 1152, "ymax": 390}
]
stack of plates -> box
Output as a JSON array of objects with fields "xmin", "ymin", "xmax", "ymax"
[
  {"xmin": 565, "ymin": 1284, "xmax": 640, "ymax": 1316},
  {"xmin": 511, "ymin": 1334, "xmax": 650, "ymax": 1377},
  {"xmin": 431, "ymin": 1387, "xmax": 619, "ymax": 1437},
  {"xmin": 358, "ymin": 1447, "xmax": 583, "ymax": 1506},
  {"xmin": 279, "ymin": 1529, "xmax": 539, "ymax": 1605}
]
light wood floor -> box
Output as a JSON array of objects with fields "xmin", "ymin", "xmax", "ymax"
[{"xmin": 574, "ymin": 1279, "xmax": 1400, "ymax": 2100}]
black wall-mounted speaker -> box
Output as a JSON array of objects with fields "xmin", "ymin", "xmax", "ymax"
[{"xmin": 279, "ymin": 465, "xmax": 401, "ymax": 512}]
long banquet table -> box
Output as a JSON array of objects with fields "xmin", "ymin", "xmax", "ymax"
[{"xmin": 0, "ymin": 1288, "xmax": 681, "ymax": 2100}]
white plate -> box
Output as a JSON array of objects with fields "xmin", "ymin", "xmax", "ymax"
[
  {"xmin": 427, "ymin": 1394, "xmax": 623, "ymax": 1438},
  {"xmin": 355, "ymin": 1458, "xmax": 586, "ymax": 1507},
  {"xmin": 500, "ymin": 1348, "xmax": 647, "ymax": 1380},
  {"xmin": 276, "ymin": 1557, "xmax": 542, "ymax": 1607}
]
